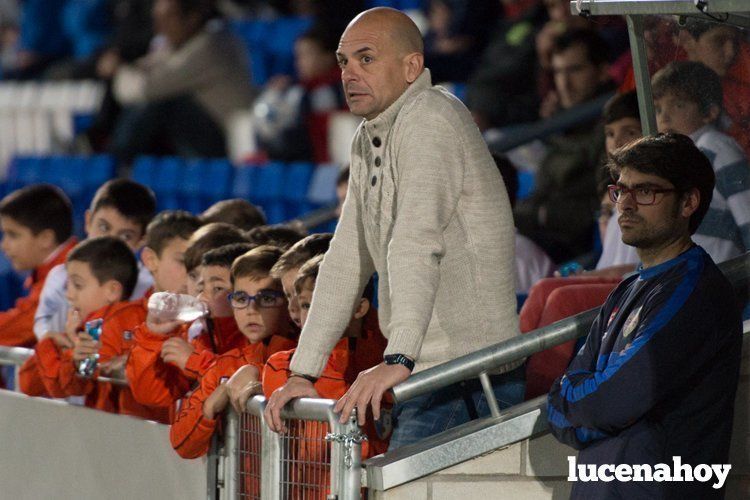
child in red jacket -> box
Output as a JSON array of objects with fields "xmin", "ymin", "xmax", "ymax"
[
  {"xmin": 0, "ymin": 184, "xmax": 76, "ymax": 348},
  {"xmin": 170, "ymin": 245, "xmax": 298, "ymax": 458},
  {"xmin": 31, "ymin": 237, "xmax": 139, "ymax": 412},
  {"xmin": 126, "ymin": 223, "xmax": 248, "ymax": 411},
  {"xmin": 262, "ymin": 255, "xmax": 388, "ymax": 498}
]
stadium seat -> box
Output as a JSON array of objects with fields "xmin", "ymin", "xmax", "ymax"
[
  {"xmin": 131, "ymin": 156, "xmax": 157, "ymax": 188},
  {"xmin": 152, "ymin": 157, "xmax": 182, "ymax": 210},
  {"xmin": 179, "ymin": 159, "xmax": 206, "ymax": 213},
  {"xmin": 251, "ymin": 161, "xmax": 284, "ymax": 203},
  {"xmin": 307, "ymin": 164, "xmax": 340, "ymax": 206},
  {"xmin": 231, "ymin": 164, "xmax": 256, "ymax": 201},
  {"xmin": 202, "ymin": 159, "xmax": 234, "ymax": 209},
  {"xmin": 230, "ymin": 19, "xmax": 272, "ymax": 87},
  {"xmin": 266, "ymin": 17, "xmax": 313, "ymax": 78}
]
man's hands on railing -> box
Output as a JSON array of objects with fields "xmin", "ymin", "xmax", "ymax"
[
  {"xmin": 334, "ymin": 362, "xmax": 410, "ymax": 426},
  {"xmin": 226, "ymin": 365, "xmax": 262, "ymax": 413},
  {"xmin": 265, "ymin": 377, "xmax": 321, "ymax": 433}
]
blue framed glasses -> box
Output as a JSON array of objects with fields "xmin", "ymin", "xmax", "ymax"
[{"xmin": 228, "ymin": 290, "xmax": 285, "ymax": 309}]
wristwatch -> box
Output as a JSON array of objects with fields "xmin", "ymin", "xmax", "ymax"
[{"xmin": 384, "ymin": 354, "xmax": 415, "ymax": 372}]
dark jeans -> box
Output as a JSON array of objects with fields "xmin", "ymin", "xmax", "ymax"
[
  {"xmin": 387, "ymin": 364, "xmax": 526, "ymax": 450},
  {"xmin": 110, "ymin": 95, "xmax": 226, "ymax": 164}
]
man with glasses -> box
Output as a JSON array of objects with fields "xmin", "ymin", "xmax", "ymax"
[{"xmin": 547, "ymin": 134, "xmax": 742, "ymax": 499}]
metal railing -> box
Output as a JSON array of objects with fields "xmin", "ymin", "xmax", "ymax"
[
  {"xmin": 217, "ymin": 396, "xmax": 365, "ymax": 500},
  {"xmin": 0, "ymin": 345, "xmax": 128, "ymax": 389},
  {"xmin": 392, "ymin": 251, "xmax": 750, "ymax": 406}
]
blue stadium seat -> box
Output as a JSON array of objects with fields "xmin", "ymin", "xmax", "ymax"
[
  {"xmin": 231, "ymin": 165, "xmax": 256, "ymax": 201},
  {"xmin": 202, "ymin": 159, "xmax": 234, "ymax": 209},
  {"xmin": 251, "ymin": 162, "xmax": 285, "ymax": 203},
  {"xmin": 86, "ymin": 155, "xmax": 115, "ymax": 192},
  {"xmin": 307, "ymin": 164, "xmax": 340, "ymax": 206},
  {"xmin": 131, "ymin": 156, "xmax": 157, "ymax": 188},
  {"xmin": 230, "ymin": 19, "xmax": 272, "ymax": 86},
  {"xmin": 179, "ymin": 159, "xmax": 206, "ymax": 213},
  {"xmin": 284, "ymin": 162, "xmax": 313, "ymax": 203},
  {"xmin": 517, "ymin": 169, "xmax": 535, "ymax": 201},
  {"xmin": 152, "ymin": 157, "xmax": 182, "ymax": 210}
]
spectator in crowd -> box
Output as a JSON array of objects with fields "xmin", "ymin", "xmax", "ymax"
[
  {"xmin": 125, "ymin": 223, "xmax": 249, "ymax": 414},
  {"xmin": 170, "ymin": 245, "xmax": 295, "ymax": 458},
  {"xmin": 653, "ymin": 61, "xmax": 750, "ymax": 263},
  {"xmin": 0, "ymin": 185, "xmax": 76, "ymax": 348},
  {"xmin": 31, "ymin": 237, "xmax": 141, "ymax": 411},
  {"xmin": 548, "ymin": 133, "xmax": 741, "ymax": 499},
  {"xmin": 678, "ymin": 18, "xmax": 750, "ymax": 158},
  {"xmin": 201, "ymin": 198, "xmax": 267, "ymax": 232},
  {"xmin": 493, "ymin": 153, "xmax": 554, "ymax": 295},
  {"xmin": 252, "ymin": 26, "xmax": 346, "ymax": 163},
  {"xmin": 110, "ymin": 0, "xmax": 255, "ymax": 163},
  {"xmin": 33, "ymin": 179, "xmax": 157, "ymax": 344},
  {"xmin": 466, "ymin": 0, "xmax": 548, "ymax": 130},
  {"xmin": 225, "ymin": 232, "xmax": 335, "ymax": 409},
  {"xmin": 245, "ymin": 223, "xmax": 306, "ymax": 250},
  {"xmin": 423, "ymin": 0, "xmax": 499, "ymax": 84},
  {"xmin": 520, "ymin": 91, "xmax": 642, "ymax": 400},
  {"xmin": 264, "ymin": 7, "xmax": 523, "ymax": 449},
  {"xmin": 514, "ymin": 27, "xmax": 614, "ymax": 263}
]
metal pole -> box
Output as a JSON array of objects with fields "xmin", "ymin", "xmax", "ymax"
[
  {"xmin": 224, "ymin": 410, "xmax": 239, "ymax": 500},
  {"xmin": 478, "ymin": 372, "xmax": 501, "ymax": 418},
  {"xmin": 340, "ymin": 414, "xmax": 363, "ymax": 500},
  {"xmin": 259, "ymin": 403, "xmax": 281, "ymax": 500},
  {"xmin": 206, "ymin": 433, "xmax": 220, "ymax": 500},
  {"xmin": 626, "ymin": 15, "xmax": 658, "ymax": 135}
]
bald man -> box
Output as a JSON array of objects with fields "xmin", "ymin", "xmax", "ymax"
[{"xmin": 263, "ymin": 8, "xmax": 524, "ymax": 449}]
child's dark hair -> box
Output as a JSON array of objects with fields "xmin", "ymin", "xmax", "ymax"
[
  {"xmin": 607, "ymin": 133, "xmax": 715, "ymax": 234},
  {"xmin": 0, "ymin": 184, "xmax": 73, "ymax": 244},
  {"xmin": 603, "ymin": 91, "xmax": 641, "ymax": 125},
  {"xmin": 246, "ymin": 224, "xmax": 307, "ymax": 251},
  {"xmin": 551, "ymin": 27, "xmax": 609, "ymax": 67},
  {"xmin": 90, "ymin": 179, "xmax": 157, "ymax": 235},
  {"xmin": 299, "ymin": 25, "xmax": 339, "ymax": 54},
  {"xmin": 492, "ymin": 153, "xmax": 518, "ymax": 208},
  {"xmin": 651, "ymin": 61, "xmax": 722, "ymax": 116},
  {"xmin": 231, "ymin": 245, "xmax": 285, "ymax": 284},
  {"xmin": 201, "ymin": 199, "xmax": 267, "ymax": 231},
  {"xmin": 270, "ymin": 233, "xmax": 333, "ymax": 279},
  {"xmin": 202, "ymin": 243, "xmax": 256, "ymax": 269},
  {"xmin": 184, "ymin": 223, "xmax": 248, "ymax": 273},
  {"xmin": 67, "ymin": 236, "xmax": 138, "ymax": 298},
  {"xmin": 145, "ymin": 210, "xmax": 202, "ymax": 256}
]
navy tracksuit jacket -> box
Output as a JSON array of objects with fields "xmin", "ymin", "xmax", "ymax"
[{"xmin": 547, "ymin": 246, "xmax": 742, "ymax": 499}]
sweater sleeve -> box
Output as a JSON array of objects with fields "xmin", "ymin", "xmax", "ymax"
[
  {"xmin": 383, "ymin": 107, "xmax": 464, "ymax": 358},
  {"xmin": 290, "ymin": 165, "xmax": 376, "ymax": 376},
  {"xmin": 33, "ymin": 264, "xmax": 67, "ymax": 339}
]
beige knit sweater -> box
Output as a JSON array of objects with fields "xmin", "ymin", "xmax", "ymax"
[{"xmin": 290, "ymin": 69, "xmax": 520, "ymax": 375}]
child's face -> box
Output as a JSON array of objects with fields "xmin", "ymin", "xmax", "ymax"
[
  {"xmin": 280, "ymin": 267, "xmax": 302, "ymax": 328},
  {"xmin": 197, "ymin": 265, "xmax": 233, "ymax": 318},
  {"xmin": 187, "ymin": 266, "xmax": 201, "ymax": 296},
  {"xmin": 684, "ymin": 26, "xmax": 738, "ymax": 77},
  {"xmin": 654, "ymin": 93, "xmax": 711, "ymax": 136},
  {"xmin": 232, "ymin": 276, "xmax": 287, "ymax": 343},
  {"xmin": 294, "ymin": 38, "xmax": 334, "ymax": 82},
  {"xmin": 296, "ymin": 281, "xmax": 314, "ymax": 328},
  {"xmin": 65, "ymin": 260, "xmax": 121, "ymax": 319},
  {"xmin": 147, "ymin": 237, "xmax": 190, "ymax": 294},
  {"xmin": 604, "ymin": 117, "xmax": 642, "ymax": 155},
  {"xmin": 85, "ymin": 206, "xmax": 145, "ymax": 251},
  {"xmin": 0, "ymin": 216, "xmax": 55, "ymax": 271}
]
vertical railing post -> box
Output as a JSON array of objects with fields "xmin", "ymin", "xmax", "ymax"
[
  {"xmin": 224, "ymin": 410, "xmax": 239, "ymax": 500},
  {"xmin": 327, "ymin": 408, "xmax": 364, "ymax": 500},
  {"xmin": 206, "ymin": 432, "xmax": 220, "ymax": 500},
  {"xmin": 479, "ymin": 371, "xmax": 501, "ymax": 418},
  {"xmin": 626, "ymin": 14, "xmax": 657, "ymax": 135},
  {"xmin": 258, "ymin": 400, "xmax": 281, "ymax": 500}
]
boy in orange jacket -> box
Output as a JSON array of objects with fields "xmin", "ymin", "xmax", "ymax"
[
  {"xmin": 0, "ymin": 184, "xmax": 76, "ymax": 348},
  {"xmin": 31, "ymin": 237, "xmax": 139, "ymax": 412},
  {"xmin": 125, "ymin": 223, "xmax": 248, "ymax": 410},
  {"xmin": 170, "ymin": 245, "xmax": 298, "ymax": 458},
  {"xmin": 262, "ymin": 255, "xmax": 387, "ymax": 498}
]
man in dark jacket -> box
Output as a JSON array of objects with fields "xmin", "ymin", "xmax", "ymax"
[{"xmin": 547, "ymin": 133, "xmax": 742, "ymax": 499}]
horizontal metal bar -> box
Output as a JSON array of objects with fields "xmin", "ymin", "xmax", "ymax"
[
  {"xmin": 485, "ymin": 92, "xmax": 614, "ymax": 153},
  {"xmin": 0, "ymin": 346, "xmax": 33, "ymax": 365},
  {"xmin": 392, "ymin": 252, "xmax": 750, "ymax": 405},
  {"xmin": 572, "ymin": 0, "xmax": 750, "ymax": 16},
  {"xmin": 293, "ymin": 205, "xmax": 338, "ymax": 231},
  {"xmin": 243, "ymin": 395, "xmax": 339, "ymax": 422}
]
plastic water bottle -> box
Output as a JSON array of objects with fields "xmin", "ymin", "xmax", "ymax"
[
  {"xmin": 148, "ymin": 292, "xmax": 209, "ymax": 323},
  {"xmin": 77, "ymin": 318, "xmax": 103, "ymax": 378}
]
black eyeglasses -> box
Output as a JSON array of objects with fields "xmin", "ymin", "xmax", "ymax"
[
  {"xmin": 227, "ymin": 290, "xmax": 285, "ymax": 309},
  {"xmin": 607, "ymin": 184, "xmax": 678, "ymax": 206}
]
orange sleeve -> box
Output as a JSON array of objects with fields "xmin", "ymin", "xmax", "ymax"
[
  {"xmin": 0, "ymin": 285, "xmax": 40, "ymax": 347},
  {"xmin": 18, "ymin": 353, "xmax": 48, "ymax": 397},
  {"xmin": 57, "ymin": 348, "xmax": 96, "ymax": 397},
  {"xmin": 170, "ymin": 365, "xmax": 222, "ymax": 459},
  {"xmin": 125, "ymin": 323, "xmax": 193, "ymax": 408},
  {"xmin": 183, "ymin": 348, "xmax": 217, "ymax": 379},
  {"xmin": 34, "ymin": 337, "xmax": 92, "ymax": 398},
  {"xmin": 261, "ymin": 350, "xmax": 294, "ymax": 398}
]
